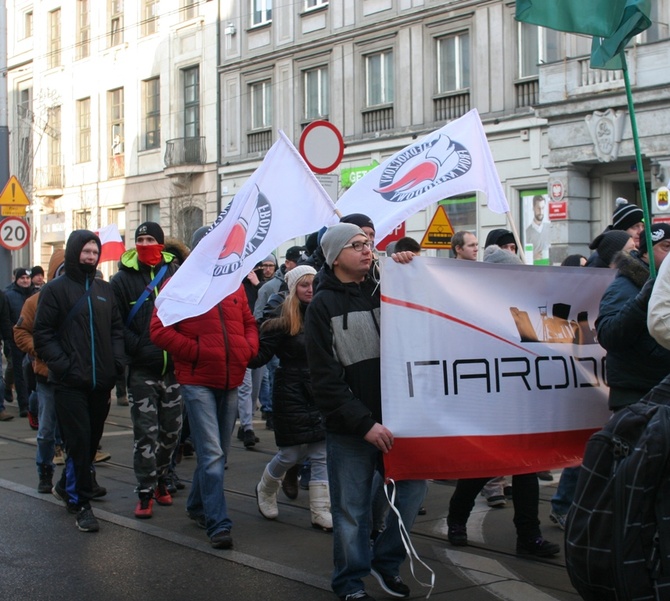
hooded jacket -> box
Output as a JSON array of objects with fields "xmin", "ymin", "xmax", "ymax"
[
  {"xmin": 110, "ymin": 248, "xmax": 178, "ymax": 374},
  {"xmin": 14, "ymin": 250, "xmax": 65, "ymax": 381},
  {"xmin": 304, "ymin": 264, "xmax": 381, "ymax": 437},
  {"xmin": 33, "ymin": 230, "xmax": 125, "ymax": 391},
  {"xmin": 149, "ymin": 284, "xmax": 259, "ymax": 390},
  {"xmin": 596, "ymin": 250, "xmax": 670, "ymax": 409}
]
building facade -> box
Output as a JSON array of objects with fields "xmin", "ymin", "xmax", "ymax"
[{"xmin": 6, "ymin": 0, "xmax": 219, "ymax": 272}]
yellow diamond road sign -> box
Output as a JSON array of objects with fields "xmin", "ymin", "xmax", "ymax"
[{"xmin": 0, "ymin": 176, "xmax": 30, "ymax": 206}]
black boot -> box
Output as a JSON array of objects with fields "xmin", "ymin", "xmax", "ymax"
[
  {"xmin": 90, "ymin": 467, "xmax": 107, "ymax": 498},
  {"xmin": 37, "ymin": 464, "xmax": 53, "ymax": 494}
]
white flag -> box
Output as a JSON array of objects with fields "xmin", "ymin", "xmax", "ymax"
[
  {"xmin": 335, "ymin": 109, "xmax": 509, "ymax": 241},
  {"xmin": 156, "ymin": 131, "xmax": 339, "ymax": 326}
]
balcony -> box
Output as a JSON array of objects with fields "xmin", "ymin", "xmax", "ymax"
[
  {"xmin": 515, "ymin": 77, "xmax": 539, "ymax": 109},
  {"xmin": 164, "ymin": 137, "xmax": 207, "ymax": 168},
  {"xmin": 247, "ymin": 129, "xmax": 273, "ymax": 154},
  {"xmin": 34, "ymin": 166, "xmax": 64, "ymax": 197},
  {"xmin": 362, "ymin": 105, "xmax": 394, "ymax": 134},
  {"xmin": 434, "ymin": 91, "xmax": 471, "ymax": 123}
]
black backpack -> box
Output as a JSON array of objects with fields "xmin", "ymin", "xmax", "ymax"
[{"xmin": 565, "ymin": 382, "xmax": 670, "ymax": 601}]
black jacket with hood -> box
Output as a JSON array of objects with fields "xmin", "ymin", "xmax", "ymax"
[
  {"xmin": 111, "ymin": 249, "xmax": 178, "ymax": 374},
  {"xmin": 304, "ymin": 264, "xmax": 381, "ymax": 437},
  {"xmin": 34, "ymin": 230, "xmax": 125, "ymax": 392}
]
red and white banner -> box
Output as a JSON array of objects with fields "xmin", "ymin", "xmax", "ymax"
[
  {"xmin": 380, "ymin": 258, "xmax": 616, "ymax": 481},
  {"xmin": 96, "ymin": 223, "xmax": 126, "ymax": 263},
  {"xmin": 335, "ymin": 109, "xmax": 509, "ymax": 241},
  {"xmin": 156, "ymin": 132, "xmax": 339, "ymax": 326}
]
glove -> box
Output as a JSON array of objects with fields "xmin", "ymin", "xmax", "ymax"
[{"xmin": 636, "ymin": 277, "xmax": 656, "ymax": 309}]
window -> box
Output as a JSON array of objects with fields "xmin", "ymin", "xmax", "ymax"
[
  {"xmin": 47, "ymin": 9, "xmax": 61, "ymax": 69},
  {"xmin": 437, "ymin": 32, "xmax": 470, "ymax": 93},
  {"xmin": 143, "ymin": 78, "xmax": 160, "ymax": 150},
  {"xmin": 182, "ymin": 0, "xmax": 197, "ymax": 21},
  {"xmin": 109, "ymin": 88, "xmax": 124, "ymax": 177},
  {"xmin": 305, "ymin": 0, "xmax": 327, "ymax": 8},
  {"xmin": 109, "ymin": 0, "xmax": 124, "ymax": 47},
  {"xmin": 142, "ymin": 0, "xmax": 158, "ymax": 36},
  {"xmin": 24, "ymin": 10, "xmax": 33, "ymax": 39},
  {"xmin": 77, "ymin": 98, "xmax": 91, "ymax": 163},
  {"xmin": 142, "ymin": 202, "xmax": 161, "ymax": 223},
  {"xmin": 518, "ymin": 22, "xmax": 560, "ymax": 78},
  {"xmin": 76, "ymin": 1, "xmax": 90, "ymax": 59},
  {"xmin": 366, "ymin": 51, "xmax": 394, "ymax": 107},
  {"xmin": 74, "ymin": 210, "xmax": 91, "ymax": 230},
  {"xmin": 183, "ymin": 67, "xmax": 200, "ymax": 139},
  {"xmin": 303, "ymin": 67, "xmax": 329, "ymax": 121},
  {"xmin": 17, "ymin": 88, "xmax": 33, "ymax": 188},
  {"xmin": 48, "ymin": 106, "xmax": 61, "ymax": 169},
  {"xmin": 252, "ymin": 0, "xmax": 272, "ymax": 26},
  {"xmin": 250, "ymin": 80, "xmax": 272, "ymax": 129}
]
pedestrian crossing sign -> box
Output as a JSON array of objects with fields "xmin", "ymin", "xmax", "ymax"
[{"xmin": 421, "ymin": 205, "xmax": 455, "ymax": 249}]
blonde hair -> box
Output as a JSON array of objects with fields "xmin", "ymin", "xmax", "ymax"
[{"xmin": 262, "ymin": 274, "xmax": 314, "ymax": 337}]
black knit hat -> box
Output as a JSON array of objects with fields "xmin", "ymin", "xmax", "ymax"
[
  {"xmin": 639, "ymin": 223, "xmax": 670, "ymax": 256},
  {"xmin": 484, "ymin": 228, "xmax": 515, "ymax": 249},
  {"xmin": 340, "ymin": 213, "xmax": 375, "ymax": 232},
  {"xmin": 13, "ymin": 267, "xmax": 30, "ymax": 280},
  {"xmin": 611, "ymin": 198, "xmax": 644, "ymax": 232},
  {"xmin": 135, "ymin": 221, "xmax": 165, "ymax": 245},
  {"xmin": 31, "ymin": 265, "xmax": 44, "ymax": 277},
  {"xmin": 589, "ymin": 230, "xmax": 632, "ymax": 266}
]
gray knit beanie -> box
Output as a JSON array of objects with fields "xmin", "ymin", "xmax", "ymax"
[{"xmin": 320, "ymin": 223, "xmax": 365, "ymax": 268}]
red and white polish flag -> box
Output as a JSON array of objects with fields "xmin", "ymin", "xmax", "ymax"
[{"xmin": 95, "ymin": 223, "xmax": 126, "ymax": 263}]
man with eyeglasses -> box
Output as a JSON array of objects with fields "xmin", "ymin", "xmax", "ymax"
[{"xmin": 305, "ymin": 222, "xmax": 427, "ymax": 601}]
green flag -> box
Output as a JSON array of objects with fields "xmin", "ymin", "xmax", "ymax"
[
  {"xmin": 590, "ymin": 0, "xmax": 652, "ymax": 69},
  {"xmin": 515, "ymin": 0, "xmax": 628, "ymax": 37}
]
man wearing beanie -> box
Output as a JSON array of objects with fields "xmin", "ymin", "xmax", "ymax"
[
  {"xmin": 305, "ymin": 222, "xmax": 427, "ymax": 600},
  {"xmin": 34, "ymin": 230, "xmax": 125, "ymax": 532},
  {"xmin": 484, "ymin": 228, "xmax": 517, "ymax": 254},
  {"xmin": 610, "ymin": 197, "xmax": 644, "ymax": 248},
  {"xmin": 31, "ymin": 265, "xmax": 45, "ymax": 289},
  {"xmin": 596, "ymin": 222, "xmax": 670, "ymax": 411},
  {"xmin": 5, "ymin": 267, "xmax": 34, "ymax": 416},
  {"xmin": 586, "ymin": 230, "xmax": 634, "ymax": 268},
  {"xmin": 110, "ymin": 222, "xmax": 183, "ymax": 519}
]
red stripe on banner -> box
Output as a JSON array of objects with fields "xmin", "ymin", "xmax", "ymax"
[
  {"xmin": 99, "ymin": 241, "xmax": 126, "ymax": 263},
  {"xmin": 383, "ymin": 429, "xmax": 598, "ymax": 481}
]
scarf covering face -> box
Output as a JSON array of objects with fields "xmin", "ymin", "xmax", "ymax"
[{"xmin": 136, "ymin": 244, "xmax": 165, "ymax": 267}]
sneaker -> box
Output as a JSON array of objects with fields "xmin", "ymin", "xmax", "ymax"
[
  {"xmin": 76, "ymin": 506, "xmax": 100, "ymax": 532},
  {"xmin": 0, "ymin": 410, "xmax": 13, "ymax": 421},
  {"xmin": 243, "ymin": 429, "xmax": 256, "ymax": 448},
  {"xmin": 171, "ymin": 472, "xmax": 186, "ymax": 490},
  {"xmin": 236, "ymin": 427, "xmax": 244, "ymax": 441},
  {"xmin": 19, "ymin": 410, "xmax": 28, "ymax": 418},
  {"xmin": 341, "ymin": 591, "xmax": 376, "ymax": 601},
  {"xmin": 487, "ymin": 495, "xmax": 507, "ymax": 508},
  {"xmin": 94, "ymin": 450, "xmax": 111, "ymax": 463},
  {"xmin": 135, "ymin": 493, "xmax": 154, "ymax": 519},
  {"xmin": 370, "ymin": 569, "xmax": 410, "ymax": 598},
  {"xmin": 210, "ymin": 529, "xmax": 233, "ymax": 549},
  {"xmin": 154, "ymin": 481, "xmax": 173, "ymax": 506},
  {"xmin": 187, "ymin": 511, "xmax": 207, "ymax": 529},
  {"xmin": 27, "ymin": 411, "xmax": 39, "ymax": 430},
  {"xmin": 549, "ymin": 511, "xmax": 567, "ymax": 530},
  {"xmin": 537, "ymin": 471, "xmax": 553, "ymax": 481},
  {"xmin": 53, "ymin": 445, "xmax": 65, "ymax": 465},
  {"xmin": 418, "ymin": 506, "xmax": 427, "ymax": 516},
  {"xmin": 447, "ymin": 522, "xmax": 468, "ymax": 546},
  {"xmin": 516, "ymin": 536, "xmax": 561, "ymax": 557}
]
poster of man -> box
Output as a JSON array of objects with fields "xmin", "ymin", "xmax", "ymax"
[{"xmin": 523, "ymin": 191, "xmax": 551, "ymax": 265}]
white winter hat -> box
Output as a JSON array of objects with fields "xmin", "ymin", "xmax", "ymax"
[{"xmin": 286, "ymin": 265, "xmax": 317, "ymax": 293}]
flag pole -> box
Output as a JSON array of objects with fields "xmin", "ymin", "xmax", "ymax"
[
  {"xmin": 506, "ymin": 211, "xmax": 527, "ymax": 264},
  {"xmin": 621, "ymin": 51, "xmax": 656, "ymax": 277}
]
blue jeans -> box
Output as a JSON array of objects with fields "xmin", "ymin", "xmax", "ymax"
[
  {"xmin": 237, "ymin": 368, "xmax": 263, "ymax": 430},
  {"xmin": 36, "ymin": 381, "xmax": 62, "ymax": 469},
  {"xmin": 182, "ymin": 385, "xmax": 237, "ymax": 538},
  {"xmin": 327, "ymin": 432, "xmax": 427, "ymax": 597},
  {"xmin": 551, "ymin": 466, "xmax": 580, "ymax": 515}
]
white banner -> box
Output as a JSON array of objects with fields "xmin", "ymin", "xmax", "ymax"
[
  {"xmin": 380, "ymin": 258, "xmax": 616, "ymax": 480},
  {"xmin": 335, "ymin": 109, "xmax": 509, "ymax": 241},
  {"xmin": 156, "ymin": 132, "xmax": 339, "ymax": 326}
]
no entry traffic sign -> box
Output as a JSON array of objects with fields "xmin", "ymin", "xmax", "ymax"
[
  {"xmin": 299, "ymin": 121, "xmax": 344, "ymax": 174},
  {"xmin": 0, "ymin": 217, "xmax": 30, "ymax": 251}
]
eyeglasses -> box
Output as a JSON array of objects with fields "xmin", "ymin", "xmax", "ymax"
[
  {"xmin": 342, "ymin": 241, "xmax": 373, "ymax": 252},
  {"xmin": 261, "ymin": 263, "xmax": 276, "ymax": 269}
]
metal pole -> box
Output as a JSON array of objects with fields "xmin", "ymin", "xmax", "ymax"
[
  {"xmin": 0, "ymin": 2, "xmax": 14, "ymax": 285},
  {"xmin": 621, "ymin": 52, "xmax": 655, "ymax": 277}
]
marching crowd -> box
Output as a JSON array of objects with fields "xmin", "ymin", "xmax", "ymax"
[{"xmin": 2, "ymin": 196, "xmax": 668, "ymax": 601}]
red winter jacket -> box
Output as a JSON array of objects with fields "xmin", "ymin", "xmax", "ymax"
[{"xmin": 149, "ymin": 286, "xmax": 259, "ymax": 389}]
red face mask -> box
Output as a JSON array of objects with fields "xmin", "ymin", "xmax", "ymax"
[{"xmin": 136, "ymin": 244, "xmax": 164, "ymax": 266}]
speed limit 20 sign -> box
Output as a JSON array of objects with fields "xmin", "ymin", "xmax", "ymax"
[{"xmin": 0, "ymin": 217, "xmax": 30, "ymax": 251}]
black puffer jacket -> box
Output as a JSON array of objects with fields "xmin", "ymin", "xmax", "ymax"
[
  {"xmin": 304, "ymin": 264, "xmax": 381, "ymax": 437},
  {"xmin": 110, "ymin": 249, "xmax": 178, "ymax": 374},
  {"xmin": 249, "ymin": 303, "xmax": 324, "ymax": 447},
  {"xmin": 596, "ymin": 250, "xmax": 670, "ymax": 409},
  {"xmin": 34, "ymin": 230, "xmax": 125, "ymax": 391}
]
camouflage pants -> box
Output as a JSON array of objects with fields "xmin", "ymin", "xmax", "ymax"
[{"xmin": 128, "ymin": 367, "xmax": 183, "ymax": 491}]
